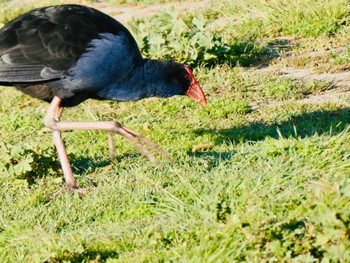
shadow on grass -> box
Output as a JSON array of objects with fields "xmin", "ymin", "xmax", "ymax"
[
  {"xmin": 196, "ymin": 37, "xmax": 293, "ymax": 68},
  {"xmin": 196, "ymin": 108, "xmax": 350, "ymax": 144},
  {"xmin": 69, "ymin": 152, "xmax": 142, "ymax": 175},
  {"xmin": 20, "ymin": 152, "xmax": 142, "ymax": 187},
  {"xmin": 69, "ymin": 155, "xmax": 111, "ymax": 176},
  {"xmin": 20, "ymin": 108, "xmax": 350, "ymax": 183},
  {"xmin": 201, "ymin": 39, "xmax": 276, "ymax": 68},
  {"xmin": 262, "ymin": 219, "xmax": 324, "ymax": 259},
  {"xmin": 190, "ymin": 108, "xmax": 350, "ymax": 164},
  {"xmin": 18, "ymin": 155, "xmax": 111, "ymax": 186},
  {"xmin": 50, "ymin": 248, "xmax": 119, "ymax": 262}
]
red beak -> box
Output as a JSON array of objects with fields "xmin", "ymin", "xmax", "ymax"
[
  {"xmin": 186, "ymin": 81, "xmax": 207, "ymax": 107},
  {"xmin": 184, "ymin": 65, "xmax": 207, "ymax": 107}
]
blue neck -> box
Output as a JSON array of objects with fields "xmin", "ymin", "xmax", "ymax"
[{"xmin": 97, "ymin": 60, "xmax": 182, "ymax": 102}]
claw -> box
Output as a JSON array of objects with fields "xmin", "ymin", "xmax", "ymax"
[{"xmin": 52, "ymin": 187, "xmax": 88, "ymax": 198}]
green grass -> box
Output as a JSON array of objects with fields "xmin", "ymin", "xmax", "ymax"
[
  {"xmin": 1, "ymin": 0, "xmax": 350, "ymax": 262},
  {"xmin": 0, "ymin": 0, "xmax": 98, "ymax": 26},
  {"xmin": 1, "ymin": 89, "xmax": 350, "ymax": 262},
  {"xmin": 211, "ymin": 0, "xmax": 350, "ymax": 38}
]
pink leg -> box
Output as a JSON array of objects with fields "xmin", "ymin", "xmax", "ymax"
[
  {"xmin": 44, "ymin": 96, "xmax": 171, "ymax": 189},
  {"xmin": 108, "ymin": 132, "xmax": 115, "ymax": 161},
  {"xmin": 52, "ymin": 130, "xmax": 76, "ymax": 188}
]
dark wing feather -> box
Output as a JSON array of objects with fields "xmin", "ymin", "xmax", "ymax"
[{"xmin": 0, "ymin": 4, "xmax": 142, "ymax": 84}]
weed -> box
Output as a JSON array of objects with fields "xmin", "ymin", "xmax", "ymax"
[{"xmin": 129, "ymin": 8, "xmax": 267, "ymax": 67}]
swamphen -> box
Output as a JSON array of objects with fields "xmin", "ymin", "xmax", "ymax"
[{"xmin": 0, "ymin": 4, "xmax": 206, "ymax": 191}]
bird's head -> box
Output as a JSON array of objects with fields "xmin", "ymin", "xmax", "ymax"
[
  {"xmin": 145, "ymin": 60, "xmax": 206, "ymax": 106},
  {"xmin": 160, "ymin": 62, "xmax": 206, "ymax": 106}
]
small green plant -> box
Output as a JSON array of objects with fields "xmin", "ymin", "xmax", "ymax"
[
  {"xmin": 0, "ymin": 143, "xmax": 58, "ymax": 182},
  {"xmin": 129, "ymin": 8, "xmax": 264, "ymax": 67}
]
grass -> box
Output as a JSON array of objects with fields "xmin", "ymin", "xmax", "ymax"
[
  {"xmin": 0, "ymin": 0, "xmax": 96, "ymax": 26},
  {"xmin": 1, "ymin": 0, "xmax": 350, "ymax": 262},
  {"xmin": 213, "ymin": 0, "xmax": 350, "ymax": 38}
]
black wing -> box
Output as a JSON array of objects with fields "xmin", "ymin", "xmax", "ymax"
[{"xmin": 0, "ymin": 4, "xmax": 142, "ymax": 84}]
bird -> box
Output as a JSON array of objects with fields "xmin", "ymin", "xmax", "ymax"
[{"xmin": 0, "ymin": 4, "xmax": 206, "ymax": 192}]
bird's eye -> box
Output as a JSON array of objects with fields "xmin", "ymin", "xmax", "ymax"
[{"xmin": 185, "ymin": 74, "xmax": 192, "ymax": 80}]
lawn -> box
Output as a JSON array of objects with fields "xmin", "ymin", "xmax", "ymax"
[{"xmin": 1, "ymin": 0, "xmax": 350, "ymax": 262}]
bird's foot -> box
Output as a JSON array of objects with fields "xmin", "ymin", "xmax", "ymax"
[
  {"xmin": 111, "ymin": 122, "xmax": 173, "ymax": 163},
  {"xmin": 52, "ymin": 186, "xmax": 88, "ymax": 197}
]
